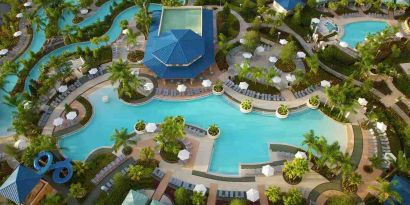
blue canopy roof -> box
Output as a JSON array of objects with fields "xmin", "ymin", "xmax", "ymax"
[
  {"xmin": 152, "ymin": 29, "xmax": 204, "ymax": 66},
  {"xmin": 275, "ymin": 0, "xmax": 304, "ymax": 10},
  {"xmin": 0, "ymin": 165, "xmax": 41, "ymax": 204},
  {"xmin": 144, "ymin": 9, "xmax": 215, "ymax": 79},
  {"xmin": 386, "ymin": 175, "xmax": 410, "ymax": 205}
]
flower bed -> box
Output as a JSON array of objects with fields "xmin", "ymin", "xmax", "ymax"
[{"xmin": 127, "ymin": 50, "xmax": 144, "ymax": 62}]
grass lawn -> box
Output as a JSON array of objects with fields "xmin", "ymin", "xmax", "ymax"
[
  {"xmin": 228, "ymin": 0, "xmax": 258, "ymax": 23},
  {"xmin": 216, "ymin": 11, "xmax": 240, "ymax": 41},
  {"xmin": 233, "ymin": 76, "xmax": 280, "ymax": 95}
]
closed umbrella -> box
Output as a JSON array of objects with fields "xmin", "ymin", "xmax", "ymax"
[
  {"xmin": 295, "ymin": 151, "xmax": 307, "ymax": 159},
  {"xmin": 0, "ymin": 49, "xmax": 8, "ymax": 55},
  {"xmin": 358, "ymin": 98, "xmax": 368, "ymax": 106},
  {"xmin": 238, "ymin": 82, "xmax": 249, "ymax": 90},
  {"xmin": 13, "ymin": 31, "xmax": 22, "ymax": 37},
  {"xmin": 256, "ymin": 46, "xmax": 265, "ymax": 53},
  {"xmin": 177, "ymin": 84, "xmax": 187, "ymax": 92},
  {"xmin": 279, "ymin": 39, "xmax": 288, "ymax": 45},
  {"xmin": 242, "ymin": 52, "xmax": 252, "ymax": 59},
  {"xmin": 320, "ymin": 80, "xmax": 331, "ymax": 88},
  {"xmin": 193, "ymin": 184, "xmax": 207, "ymax": 196},
  {"xmin": 53, "ymin": 117, "xmax": 64, "ymax": 126},
  {"xmin": 16, "ymin": 13, "xmax": 23, "ymax": 18},
  {"xmin": 14, "ymin": 139, "xmax": 28, "ymax": 150},
  {"xmin": 272, "ymin": 76, "xmax": 281, "ymax": 84},
  {"xmin": 261, "ymin": 165, "xmax": 274, "ymax": 176},
  {"xmin": 239, "ymin": 38, "xmax": 245, "ymax": 44},
  {"xmin": 80, "ymin": 8, "xmax": 88, "ymax": 14},
  {"xmin": 395, "ymin": 32, "xmax": 404, "ymax": 38},
  {"xmin": 144, "ymin": 82, "xmax": 154, "ymax": 91},
  {"xmin": 376, "ymin": 122, "xmax": 387, "ymax": 133},
  {"xmin": 339, "ymin": 41, "xmax": 348, "ymax": 48},
  {"xmin": 178, "ymin": 149, "xmax": 190, "ymax": 161},
  {"xmin": 286, "ymin": 74, "xmax": 296, "ymax": 82},
  {"xmin": 88, "ymin": 68, "xmax": 98, "ymax": 74},
  {"xmin": 23, "ymin": 2, "xmax": 32, "ymax": 7},
  {"xmin": 66, "ymin": 111, "xmax": 77, "ymax": 120},
  {"xmin": 269, "ymin": 56, "xmax": 278, "ymax": 63},
  {"xmin": 297, "ymin": 51, "xmax": 306, "ymax": 58},
  {"xmin": 145, "ymin": 123, "xmax": 157, "ymax": 133},
  {"xmin": 201, "ymin": 79, "xmax": 212, "ymax": 87},
  {"xmin": 58, "ymin": 85, "xmax": 68, "ymax": 93},
  {"xmin": 246, "ymin": 188, "xmax": 259, "ymax": 202}
]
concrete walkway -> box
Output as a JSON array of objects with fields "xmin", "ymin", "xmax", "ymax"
[
  {"xmin": 258, "ymin": 184, "xmax": 269, "ymax": 205},
  {"xmin": 152, "ymin": 171, "xmax": 172, "ymax": 200},
  {"xmin": 206, "ymin": 183, "xmax": 218, "ymax": 205}
]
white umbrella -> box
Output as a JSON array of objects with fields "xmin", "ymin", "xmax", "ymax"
[
  {"xmin": 122, "ymin": 29, "xmax": 129, "ymax": 35},
  {"xmin": 13, "ymin": 31, "xmax": 22, "ymax": 37},
  {"xmin": 177, "ymin": 84, "xmax": 187, "ymax": 92},
  {"xmin": 246, "ymin": 188, "xmax": 259, "ymax": 202},
  {"xmin": 272, "ymin": 76, "xmax": 281, "ymax": 84},
  {"xmin": 80, "ymin": 8, "xmax": 88, "ymax": 14},
  {"xmin": 145, "ymin": 123, "xmax": 157, "ymax": 133},
  {"xmin": 383, "ymin": 152, "xmax": 396, "ymax": 162},
  {"xmin": 279, "ymin": 39, "xmax": 288, "ymax": 45},
  {"xmin": 238, "ymin": 82, "xmax": 249, "ymax": 90},
  {"xmin": 53, "ymin": 117, "xmax": 64, "ymax": 126},
  {"xmin": 58, "ymin": 85, "xmax": 68, "ymax": 93},
  {"xmin": 358, "ymin": 98, "xmax": 368, "ymax": 106},
  {"xmin": 23, "ymin": 101, "xmax": 32, "ymax": 109},
  {"xmin": 395, "ymin": 32, "xmax": 404, "ymax": 38},
  {"xmin": 66, "ymin": 111, "xmax": 77, "ymax": 120},
  {"xmin": 16, "ymin": 13, "xmax": 23, "ymax": 18},
  {"xmin": 14, "ymin": 139, "xmax": 28, "ymax": 150},
  {"xmin": 339, "ymin": 41, "xmax": 348, "ymax": 48},
  {"xmin": 320, "ymin": 80, "xmax": 331, "ymax": 88},
  {"xmin": 201, "ymin": 79, "xmax": 212, "ymax": 88},
  {"xmin": 178, "ymin": 149, "xmax": 190, "ymax": 161},
  {"xmin": 0, "ymin": 49, "xmax": 8, "ymax": 55},
  {"xmin": 286, "ymin": 74, "xmax": 296, "ymax": 82},
  {"xmin": 311, "ymin": 18, "xmax": 320, "ymax": 24},
  {"xmin": 297, "ymin": 51, "xmax": 306, "ymax": 58},
  {"xmin": 88, "ymin": 68, "xmax": 98, "ymax": 74},
  {"xmin": 295, "ymin": 151, "xmax": 307, "ymax": 159},
  {"xmin": 144, "ymin": 82, "xmax": 154, "ymax": 91},
  {"xmin": 242, "ymin": 52, "xmax": 252, "ymax": 59},
  {"xmin": 23, "ymin": 2, "xmax": 32, "ymax": 7},
  {"xmin": 239, "ymin": 38, "xmax": 245, "ymax": 44},
  {"xmin": 261, "ymin": 165, "xmax": 274, "ymax": 176},
  {"xmin": 256, "ymin": 46, "xmax": 265, "ymax": 53},
  {"xmin": 376, "ymin": 122, "xmax": 387, "ymax": 133},
  {"xmin": 269, "ymin": 56, "xmax": 278, "ymax": 63},
  {"xmin": 193, "ymin": 184, "xmax": 207, "ymax": 196}
]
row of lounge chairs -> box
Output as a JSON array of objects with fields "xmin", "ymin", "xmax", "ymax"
[
  {"xmin": 367, "ymin": 13, "xmax": 389, "ymax": 19},
  {"xmin": 168, "ymin": 176, "xmax": 197, "ymax": 192},
  {"xmin": 37, "ymin": 107, "xmax": 54, "ymax": 127},
  {"xmin": 218, "ymin": 190, "xmax": 246, "ymax": 200},
  {"xmin": 155, "ymin": 87, "xmax": 212, "ymax": 97},
  {"xmin": 185, "ymin": 124, "xmax": 207, "ymax": 137},
  {"xmin": 102, "ymin": 162, "xmax": 133, "ymax": 192},
  {"xmin": 369, "ymin": 128, "xmax": 391, "ymax": 157},
  {"xmin": 293, "ymin": 85, "xmax": 320, "ymax": 99},
  {"xmin": 91, "ymin": 154, "xmax": 127, "ymax": 185},
  {"xmin": 224, "ymin": 79, "xmax": 285, "ymax": 101},
  {"xmin": 276, "ymin": 152, "xmax": 295, "ymax": 161}
]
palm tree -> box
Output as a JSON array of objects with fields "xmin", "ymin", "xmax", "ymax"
[
  {"xmin": 218, "ymin": 33, "xmax": 233, "ymax": 55},
  {"xmin": 191, "ymin": 191, "xmax": 206, "ymax": 205},
  {"xmin": 283, "ymin": 188, "xmax": 303, "ymax": 205},
  {"xmin": 283, "ymin": 158, "xmax": 309, "ymax": 183},
  {"xmin": 126, "ymin": 29, "xmax": 139, "ymax": 50},
  {"xmin": 42, "ymin": 194, "xmax": 64, "ymax": 205},
  {"xmin": 368, "ymin": 178, "xmax": 402, "ymax": 205},
  {"xmin": 72, "ymin": 161, "xmax": 89, "ymax": 177},
  {"xmin": 90, "ymin": 36, "xmax": 102, "ymax": 47},
  {"xmin": 128, "ymin": 164, "xmax": 145, "ymax": 181},
  {"xmin": 62, "ymin": 25, "xmax": 80, "ymax": 43},
  {"xmin": 302, "ymin": 130, "xmax": 317, "ymax": 160},
  {"xmin": 154, "ymin": 116, "xmax": 186, "ymax": 155},
  {"xmin": 26, "ymin": 12, "xmax": 47, "ymax": 32},
  {"xmin": 111, "ymin": 128, "xmax": 133, "ymax": 152},
  {"xmin": 140, "ymin": 147, "xmax": 155, "ymax": 161},
  {"xmin": 1, "ymin": 61, "xmax": 19, "ymax": 77},
  {"xmin": 107, "ymin": 59, "xmax": 141, "ymax": 98},
  {"xmin": 3, "ymin": 93, "xmax": 22, "ymax": 107},
  {"xmin": 162, "ymin": 0, "xmax": 182, "ymax": 6},
  {"xmin": 385, "ymin": 151, "xmax": 410, "ymax": 178},
  {"xmin": 69, "ymin": 183, "xmax": 87, "ymax": 199},
  {"xmin": 265, "ymin": 186, "xmax": 281, "ymax": 204},
  {"xmin": 135, "ymin": 9, "xmax": 152, "ymax": 40}
]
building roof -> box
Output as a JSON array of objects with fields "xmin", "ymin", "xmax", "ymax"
[
  {"xmin": 0, "ymin": 165, "xmax": 41, "ymax": 204},
  {"xmin": 152, "ymin": 29, "xmax": 204, "ymax": 66},
  {"xmin": 122, "ymin": 190, "xmax": 149, "ymax": 205},
  {"xmin": 275, "ymin": 0, "xmax": 304, "ymax": 10}
]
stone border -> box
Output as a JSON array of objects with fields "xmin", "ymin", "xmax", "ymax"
[{"xmin": 192, "ymin": 170, "xmax": 256, "ymax": 182}]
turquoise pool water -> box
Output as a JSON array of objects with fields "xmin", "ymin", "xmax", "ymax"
[
  {"xmin": 59, "ymin": 87, "xmax": 348, "ymax": 175},
  {"xmin": 341, "ymin": 21, "xmax": 388, "ymax": 48}
]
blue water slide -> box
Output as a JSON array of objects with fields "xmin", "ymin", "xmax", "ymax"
[
  {"xmin": 33, "ymin": 151, "xmax": 53, "ymax": 175},
  {"xmin": 50, "ymin": 158, "xmax": 73, "ymax": 184}
]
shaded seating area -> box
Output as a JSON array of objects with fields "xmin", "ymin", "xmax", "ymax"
[
  {"xmin": 224, "ymin": 79, "xmax": 285, "ymax": 101},
  {"xmin": 91, "ymin": 154, "xmax": 127, "ymax": 185},
  {"xmin": 292, "ymin": 84, "xmax": 320, "ymax": 99},
  {"xmin": 185, "ymin": 124, "xmax": 207, "ymax": 137}
]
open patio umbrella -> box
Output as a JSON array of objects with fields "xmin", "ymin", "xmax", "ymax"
[
  {"xmin": 311, "ymin": 18, "xmax": 320, "ymax": 24},
  {"xmin": 339, "ymin": 41, "xmax": 348, "ymax": 48},
  {"xmin": 16, "ymin": 13, "xmax": 23, "ymax": 18},
  {"xmin": 383, "ymin": 152, "xmax": 396, "ymax": 162},
  {"xmin": 66, "ymin": 111, "xmax": 77, "ymax": 120},
  {"xmin": 145, "ymin": 123, "xmax": 157, "ymax": 133},
  {"xmin": 295, "ymin": 151, "xmax": 307, "ymax": 159},
  {"xmin": 80, "ymin": 8, "xmax": 88, "ymax": 14},
  {"xmin": 395, "ymin": 32, "xmax": 404, "ymax": 38},
  {"xmin": 88, "ymin": 68, "xmax": 98, "ymax": 74},
  {"xmin": 53, "ymin": 117, "xmax": 64, "ymax": 126},
  {"xmin": 58, "ymin": 85, "xmax": 68, "ymax": 93},
  {"xmin": 286, "ymin": 74, "xmax": 296, "ymax": 82},
  {"xmin": 269, "ymin": 56, "xmax": 278, "ymax": 63},
  {"xmin": 376, "ymin": 122, "xmax": 387, "ymax": 133},
  {"xmin": 358, "ymin": 98, "xmax": 368, "ymax": 106},
  {"xmin": 143, "ymin": 82, "xmax": 154, "ymax": 91},
  {"xmin": 23, "ymin": 2, "xmax": 32, "ymax": 7},
  {"xmin": 177, "ymin": 84, "xmax": 187, "ymax": 92},
  {"xmin": 242, "ymin": 52, "xmax": 252, "ymax": 59},
  {"xmin": 297, "ymin": 51, "xmax": 306, "ymax": 58},
  {"xmin": 14, "ymin": 139, "xmax": 28, "ymax": 150},
  {"xmin": 239, "ymin": 82, "xmax": 249, "ymax": 90},
  {"xmin": 320, "ymin": 80, "xmax": 331, "ymax": 88},
  {"xmin": 279, "ymin": 39, "xmax": 288, "ymax": 45},
  {"xmin": 122, "ymin": 29, "xmax": 129, "ymax": 35},
  {"xmin": 272, "ymin": 76, "xmax": 281, "ymax": 84},
  {"xmin": 193, "ymin": 184, "xmax": 207, "ymax": 196},
  {"xmin": 201, "ymin": 79, "xmax": 212, "ymax": 88},
  {"xmin": 246, "ymin": 188, "xmax": 259, "ymax": 202},
  {"xmin": 261, "ymin": 165, "xmax": 274, "ymax": 176},
  {"xmin": 0, "ymin": 49, "xmax": 8, "ymax": 55},
  {"xmin": 256, "ymin": 46, "xmax": 265, "ymax": 53},
  {"xmin": 239, "ymin": 38, "xmax": 245, "ymax": 44},
  {"xmin": 13, "ymin": 31, "xmax": 22, "ymax": 37},
  {"xmin": 178, "ymin": 149, "xmax": 190, "ymax": 161}
]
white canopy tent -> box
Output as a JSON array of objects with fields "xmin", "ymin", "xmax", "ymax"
[
  {"xmin": 53, "ymin": 117, "xmax": 64, "ymax": 126},
  {"xmin": 261, "ymin": 165, "xmax": 275, "ymax": 176},
  {"xmin": 269, "ymin": 56, "xmax": 278, "ymax": 63},
  {"xmin": 0, "ymin": 49, "xmax": 9, "ymax": 55},
  {"xmin": 246, "ymin": 188, "xmax": 259, "ymax": 202},
  {"xmin": 339, "ymin": 41, "xmax": 349, "ymax": 48},
  {"xmin": 23, "ymin": 2, "xmax": 32, "ymax": 7},
  {"xmin": 297, "ymin": 51, "xmax": 306, "ymax": 58},
  {"xmin": 122, "ymin": 29, "xmax": 130, "ymax": 35},
  {"xmin": 376, "ymin": 122, "xmax": 387, "ymax": 133},
  {"xmin": 13, "ymin": 31, "xmax": 22, "ymax": 37},
  {"xmin": 239, "ymin": 38, "xmax": 245, "ymax": 44},
  {"xmin": 80, "ymin": 8, "xmax": 89, "ymax": 14},
  {"xmin": 14, "ymin": 139, "xmax": 28, "ymax": 150},
  {"xmin": 286, "ymin": 74, "xmax": 296, "ymax": 82},
  {"xmin": 311, "ymin": 18, "xmax": 320, "ymax": 24},
  {"xmin": 358, "ymin": 98, "xmax": 368, "ymax": 106},
  {"xmin": 256, "ymin": 46, "xmax": 265, "ymax": 53},
  {"xmin": 16, "ymin": 13, "xmax": 23, "ymax": 18},
  {"xmin": 395, "ymin": 32, "xmax": 404, "ymax": 38},
  {"xmin": 66, "ymin": 111, "xmax": 78, "ymax": 120},
  {"xmin": 88, "ymin": 68, "xmax": 98, "ymax": 74}
]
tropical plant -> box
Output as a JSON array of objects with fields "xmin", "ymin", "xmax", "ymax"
[
  {"xmin": 369, "ymin": 155, "xmax": 383, "ymax": 169},
  {"xmin": 79, "ymin": 0, "xmax": 93, "ymax": 8},
  {"xmin": 283, "ymin": 158, "xmax": 309, "ymax": 184},
  {"xmin": 174, "ymin": 187, "xmax": 191, "ymax": 205},
  {"xmin": 192, "ymin": 191, "xmax": 206, "ymax": 205},
  {"xmin": 229, "ymin": 199, "xmax": 247, "ymax": 205},
  {"xmin": 161, "ymin": 0, "xmax": 182, "ymax": 6},
  {"xmin": 154, "ymin": 116, "xmax": 186, "ymax": 155},
  {"xmin": 120, "ymin": 19, "xmax": 129, "ymax": 29},
  {"xmin": 307, "ymin": 0, "xmax": 316, "ymax": 8},
  {"xmin": 140, "ymin": 147, "xmax": 155, "ymax": 161},
  {"xmin": 12, "ymin": 103, "xmax": 40, "ymax": 138},
  {"xmin": 135, "ymin": 120, "xmax": 146, "ymax": 131},
  {"xmin": 326, "ymin": 194, "xmax": 356, "ymax": 205},
  {"xmin": 385, "ymin": 151, "xmax": 410, "ymax": 178},
  {"xmin": 283, "ymin": 188, "xmax": 303, "ymax": 205},
  {"xmin": 208, "ymin": 124, "xmax": 219, "ymax": 136},
  {"xmin": 107, "ymin": 59, "xmax": 141, "ymax": 99},
  {"xmin": 110, "ymin": 128, "xmax": 133, "ymax": 152},
  {"xmin": 279, "ymin": 41, "xmax": 297, "ymax": 64},
  {"xmin": 291, "ymin": 4, "xmax": 303, "ymax": 25},
  {"xmin": 240, "ymin": 99, "xmax": 252, "ymax": 110},
  {"xmin": 213, "ymin": 80, "xmax": 223, "ymax": 92},
  {"xmin": 72, "ymin": 161, "xmax": 89, "ymax": 177},
  {"xmin": 277, "ymin": 104, "xmax": 289, "ymax": 115},
  {"xmin": 126, "ymin": 29, "xmax": 139, "ymax": 49},
  {"xmin": 265, "ymin": 186, "xmax": 281, "ymax": 203},
  {"xmin": 135, "ymin": 8, "xmax": 152, "ymax": 40},
  {"xmin": 368, "ymin": 178, "xmax": 402, "ymax": 205},
  {"xmin": 242, "ymin": 30, "xmax": 260, "ymax": 52},
  {"xmin": 21, "ymin": 135, "xmax": 57, "ymax": 167},
  {"xmin": 41, "ymin": 193, "xmax": 64, "ymax": 205},
  {"xmin": 309, "ymin": 95, "xmax": 320, "ymax": 106},
  {"xmin": 127, "ymin": 164, "xmax": 146, "ymax": 181},
  {"xmin": 69, "ymin": 183, "xmax": 87, "ymax": 199},
  {"xmin": 218, "ymin": 33, "xmax": 233, "ymax": 55},
  {"xmin": 305, "ymin": 54, "xmax": 319, "ymax": 75}
]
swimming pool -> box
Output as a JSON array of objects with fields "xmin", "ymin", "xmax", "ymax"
[
  {"xmin": 59, "ymin": 87, "xmax": 348, "ymax": 175},
  {"xmin": 341, "ymin": 21, "xmax": 388, "ymax": 48},
  {"xmin": 159, "ymin": 7, "xmax": 202, "ymax": 35}
]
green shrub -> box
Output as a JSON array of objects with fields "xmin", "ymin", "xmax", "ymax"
[
  {"xmin": 229, "ymin": 199, "xmax": 247, "ymax": 205},
  {"xmin": 174, "ymin": 187, "xmax": 191, "ymax": 205},
  {"xmin": 122, "ymin": 146, "xmax": 132, "ymax": 155},
  {"xmin": 127, "ymin": 50, "xmax": 144, "ymax": 62}
]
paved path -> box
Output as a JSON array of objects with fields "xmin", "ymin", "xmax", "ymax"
[
  {"xmin": 258, "ymin": 184, "xmax": 269, "ymax": 205},
  {"xmin": 152, "ymin": 171, "xmax": 172, "ymax": 200},
  {"xmin": 206, "ymin": 183, "xmax": 218, "ymax": 205},
  {"xmin": 0, "ymin": 18, "xmax": 31, "ymax": 64}
]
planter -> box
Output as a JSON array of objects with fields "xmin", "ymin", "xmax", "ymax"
[
  {"xmin": 282, "ymin": 172, "xmax": 302, "ymax": 185},
  {"xmin": 207, "ymin": 128, "xmax": 220, "ymax": 140},
  {"xmin": 134, "ymin": 122, "xmax": 145, "ymax": 135},
  {"xmin": 212, "ymin": 85, "xmax": 224, "ymax": 95},
  {"xmin": 240, "ymin": 106, "xmax": 253, "ymax": 113},
  {"xmin": 306, "ymin": 100, "xmax": 320, "ymax": 109},
  {"xmin": 275, "ymin": 109, "xmax": 289, "ymax": 119}
]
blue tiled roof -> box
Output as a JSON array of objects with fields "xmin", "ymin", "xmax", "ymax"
[
  {"xmin": 275, "ymin": 0, "xmax": 304, "ymax": 10},
  {"xmin": 144, "ymin": 9, "xmax": 215, "ymax": 79},
  {"xmin": 152, "ymin": 29, "xmax": 205, "ymax": 65},
  {"xmin": 386, "ymin": 175, "xmax": 410, "ymax": 205},
  {"xmin": 0, "ymin": 165, "xmax": 41, "ymax": 204}
]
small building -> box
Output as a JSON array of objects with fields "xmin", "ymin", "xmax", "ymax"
[
  {"xmin": 0, "ymin": 165, "xmax": 56, "ymax": 205},
  {"xmin": 272, "ymin": 0, "xmax": 304, "ymax": 14}
]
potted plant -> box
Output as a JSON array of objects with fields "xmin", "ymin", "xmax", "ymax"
[
  {"xmin": 212, "ymin": 80, "xmax": 224, "ymax": 95},
  {"xmin": 175, "ymin": 115, "xmax": 185, "ymax": 125},
  {"xmin": 207, "ymin": 124, "xmax": 220, "ymax": 139},
  {"xmin": 134, "ymin": 120, "xmax": 146, "ymax": 134},
  {"xmin": 240, "ymin": 99, "xmax": 253, "ymax": 113},
  {"xmin": 307, "ymin": 95, "xmax": 320, "ymax": 109},
  {"xmin": 276, "ymin": 104, "xmax": 289, "ymax": 118}
]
